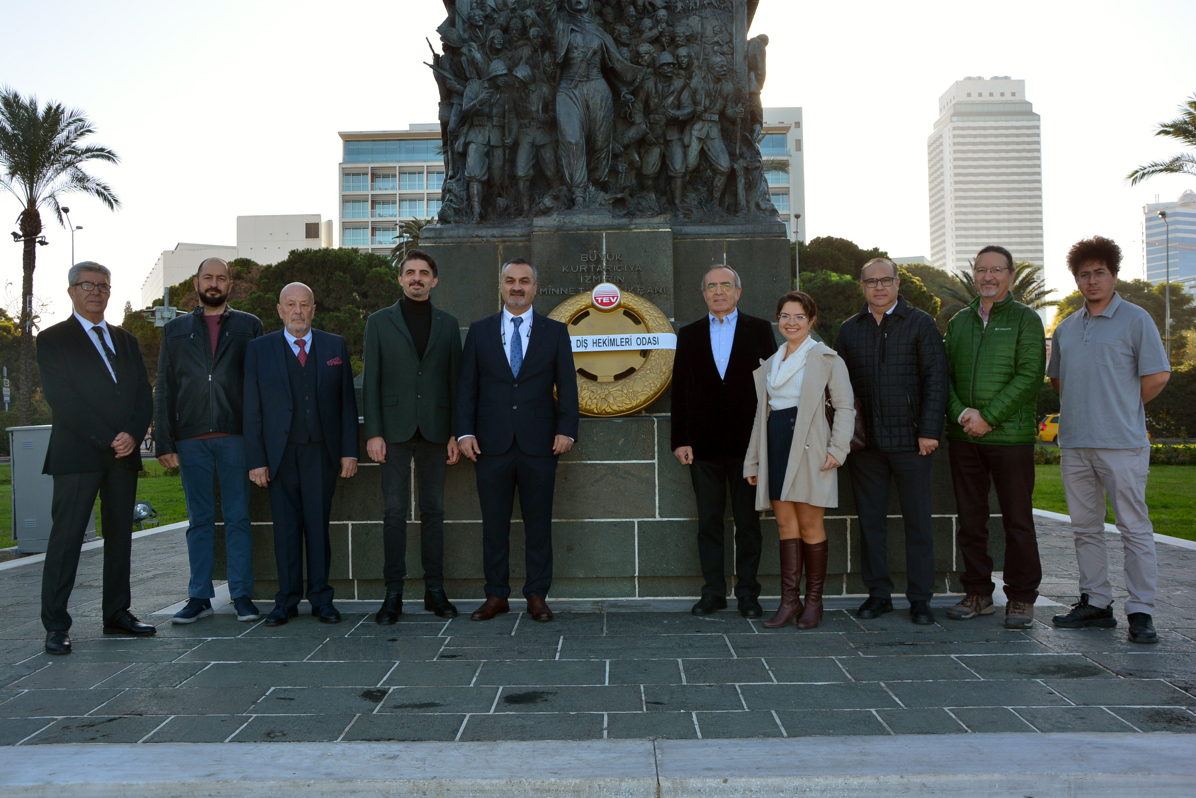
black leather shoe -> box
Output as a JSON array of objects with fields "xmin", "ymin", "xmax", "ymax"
[
  {"xmin": 376, "ymin": 591, "xmax": 402, "ymax": 625},
  {"xmin": 691, "ymin": 595, "xmax": 728, "ymax": 616},
  {"xmin": 738, "ymin": 596, "xmax": 763, "ymax": 619},
  {"xmin": 103, "ymin": 611, "xmax": 156, "ymax": 636},
  {"xmin": 45, "ymin": 631, "xmax": 71, "ymax": 655},
  {"xmin": 263, "ymin": 606, "xmax": 298, "ymax": 626},
  {"xmin": 856, "ymin": 597, "xmax": 894, "ymax": 619},
  {"xmin": 313, "ymin": 604, "xmax": 342, "ymax": 624},
  {"xmin": 1128, "ymin": 612, "xmax": 1158, "ymax": 644},
  {"xmin": 424, "ymin": 588, "xmax": 458, "ymax": 618},
  {"xmin": 910, "ymin": 600, "xmax": 935, "ymax": 625}
]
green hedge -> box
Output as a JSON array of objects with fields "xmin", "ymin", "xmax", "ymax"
[{"xmin": 1035, "ymin": 444, "xmax": 1196, "ymax": 466}]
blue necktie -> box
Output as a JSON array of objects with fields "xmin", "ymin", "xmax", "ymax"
[{"xmin": 510, "ymin": 316, "xmax": 524, "ymax": 378}]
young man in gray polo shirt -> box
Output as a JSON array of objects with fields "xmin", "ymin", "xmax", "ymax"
[{"xmin": 1047, "ymin": 236, "xmax": 1171, "ymax": 644}]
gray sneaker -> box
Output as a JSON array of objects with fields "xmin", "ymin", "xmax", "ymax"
[
  {"xmin": 172, "ymin": 598, "xmax": 213, "ymax": 624},
  {"xmin": 946, "ymin": 593, "xmax": 994, "ymax": 621},
  {"xmin": 1005, "ymin": 600, "xmax": 1034, "ymax": 629}
]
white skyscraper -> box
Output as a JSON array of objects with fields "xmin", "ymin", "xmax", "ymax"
[{"xmin": 928, "ymin": 76, "xmax": 1044, "ymax": 273}]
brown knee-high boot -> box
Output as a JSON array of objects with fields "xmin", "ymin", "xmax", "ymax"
[
  {"xmin": 763, "ymin": 538, "xmax": 803, "ymax": 627},
  {"xmin": 797, "ymin": 540, "xmax": 828, "ymax": 629}
]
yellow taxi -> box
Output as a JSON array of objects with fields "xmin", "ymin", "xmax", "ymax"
[{"xmin": 1038, "ymin": 414, "xmax": 1059, "ymax": 443}]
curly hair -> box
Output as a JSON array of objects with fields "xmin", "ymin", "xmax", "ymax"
[
  {"xmin": 1066, "ymin": 236, "xmax": 1122, "ymax": 277},
  {"xmin": 775, "ymin": 290, "xmax": 817, "ymax": 321}
]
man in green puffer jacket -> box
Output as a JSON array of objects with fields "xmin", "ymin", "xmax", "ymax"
[{"xmin": 943, "ymin": 246, "xmax": 1046, "ymax": 630}]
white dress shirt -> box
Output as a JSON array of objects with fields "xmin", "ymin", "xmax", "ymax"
[
  {"xmin": 283, "ymin": 328, "xmax": 313, "ymax": 358},
  {"xmin": 502, "ymin": 306, "xmax": 533, "ymax": 365},
  {"xmin": 872, "ymin": 301, "xmax": 897, "ymax": 324},
  {"xmin": 75, "ymin": 311, "xmax": 116, "ymax": 382},
  {"xmin": 709, "ymin": 308, "xmax": 738, "ymax": 380}
]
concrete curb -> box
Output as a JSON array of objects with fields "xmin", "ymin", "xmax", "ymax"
[
  {"xmin": 1033, "ymin": 508, "xmax": 1196, "ymax": 551},
  {"xmin": 0, "ymin": 520, "xmax": 190, "ymax": 573},
  {"xmin": 1, "ymin": 734, "xmax": 1193, "ymax": 797}
]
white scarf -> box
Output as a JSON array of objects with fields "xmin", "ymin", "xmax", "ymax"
[{"xmin": 767, "ymin": 336, "xmax": 817, "ymax": 411}]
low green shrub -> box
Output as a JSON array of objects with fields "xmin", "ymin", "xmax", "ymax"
[{"xmin": 1035, "ymin": 444, "xmax": 1196, "ymax": 466}]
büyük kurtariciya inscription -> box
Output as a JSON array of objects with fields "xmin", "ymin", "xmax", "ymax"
[{"xmin": 428, "ymin": 0, "xmax": 777, "ymax": 224}]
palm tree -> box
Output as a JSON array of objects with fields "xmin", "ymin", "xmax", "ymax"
[
  {"xmin": 944, "ymin": 262, "xmax": 1059, "ymax": 311},
  {"xmin": 1127, "ymin": 94, "xmax": 1196, "ymax": 186},
  {"xmin": 389, "ymin": 217, "xmax": 431, "ymax": 264},
  {"xmin": 0, "ymin": 88, "xmax": 119, "ymax": 423}
]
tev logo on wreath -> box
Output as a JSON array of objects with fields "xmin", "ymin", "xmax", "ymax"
[{"xmin": 591, "ymin": 282, "xmax": 621, "ymax": 311}]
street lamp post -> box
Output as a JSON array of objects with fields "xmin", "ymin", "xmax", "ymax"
[
  {"xmin": 61, "ymin": 206, "xmax": 82, "ymax": 267},
  {"xmin": 1157, "ymin": 210, "xmax": 1171, "ymax": 362}
]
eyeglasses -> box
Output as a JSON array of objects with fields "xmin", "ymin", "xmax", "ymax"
[
  {"xmin": 777, "ymin": 313, "xmax": 808, "ymax": 322},
  {"xmin": 704, "ymin": 281, "xmax": 736, "ymax": 293},
  {"xmin": 72, "ymin": 281, "xmax": 111, "ymax": 294},
  {"xmin": 861, "ymin": 276, "xmax": 895, "ymax": 288},
  {"xmin": 973, "ymin": 266, "xmax": 1010, "ymax": 277},
  {"xmin": 1076, "ymin": 269, "xmax": 1112, "ymax": 283}
]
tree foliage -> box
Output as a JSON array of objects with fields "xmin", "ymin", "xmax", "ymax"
[
  {"xmin": 900, "ymin": 263, "xmax": 965, "ymax": 332},
  {"xmin": 238, "ymin": 248, "xmax": 404, "ymax": 355},
  {"xmin": 796, "ymin": 236, "xmax": 889, "ymax": 278},
  {"xmin": 797, "ymin": 268, "xmax": 938, "ymax": 345},
  {"xmin": 0, "ymin": 87, "xmax": 119, "ymax": 423},
  {"xmin": 390, "ymin": 218, "xmax": 432, "ymax": 264},
  {"xmin": 1127, "ymin": 93, "xmax": 1196, "ymax": 186},
  {"xmin": 1050, "ymin": 279, "xmax": 1196, "ymax": 362}
]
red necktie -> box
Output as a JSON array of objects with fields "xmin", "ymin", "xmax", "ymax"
[{"xmin": 296, "ymin": 338, "xmax": 308, "ymax": 367}]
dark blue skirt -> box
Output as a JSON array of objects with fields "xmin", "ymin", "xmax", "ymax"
[{"xmin": 767, "ymin": 406, "xmax": 798, "ymax": 502}]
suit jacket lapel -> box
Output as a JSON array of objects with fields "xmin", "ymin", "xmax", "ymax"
[
  {"xmin": 311, "ymin": 331, "xmax": 323, "ymax": 390},
  {"xmin": 488, "ymin": 313, "xmax": 509, "ymax": 379},
  {"xmin": 276, "ymin": 333, "xmax": 294, "ymax": 407},
  {"xmin": 520, "ymin": 310, "xmax": 545, "ymax": 368},
  {"xmin": 792, "ymin": 348, "xmax": 828, "ymax": 445},
  {"xmin": 697, "ymin": 316, "xmax": 719, "ymax": 379},
  {"xmin": 726, "ymin": 313, "xmax": 748, "ymax": 374},
  {"xmin": 423, "ymin": 308, "xmax": 444, "ymax": 364},
  {"xmin": 386, "ymin": 302, "xmax": 415, "ymax": 351},
  {"xmin": 73, "ymin": 317, "xmax": 115, "ymax": 384}
]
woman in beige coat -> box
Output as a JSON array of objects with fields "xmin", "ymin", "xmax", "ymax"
[{"xmin": 744, "ymin": 291, "xmax": 856, "ymax": 629}]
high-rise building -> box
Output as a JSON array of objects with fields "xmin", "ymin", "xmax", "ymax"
[
  {"xmin": 927, "ymin": 77, "xmax": 1043, "ymax": 273},
  {"xmin": 1143, "ymin": 189, "xmax": 1196, "ymax": 296},
  {"xmin": 338, "ymin": 109, "xmax": 805, "ymax": 250},
  {"xmin": 140, "ymin": 215, "xmax": 331, "ymax": 308}
]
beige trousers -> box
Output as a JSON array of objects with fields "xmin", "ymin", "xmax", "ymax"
[{"xmin": 1060, "ymin": 447, "xmax": 1156, "ymax": 615}]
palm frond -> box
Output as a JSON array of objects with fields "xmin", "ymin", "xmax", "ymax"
[
  {"xmin": 761, "ymin": 157, "xmax": 790, "ymax": 175},
  {"xmin": 1126, "ymin": 153, "xmax": 1196, "ymax": 186}
]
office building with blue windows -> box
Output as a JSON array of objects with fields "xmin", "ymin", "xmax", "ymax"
[
  {"xmin": 338, "ymin": 126, "xmax": 444, "ymax": 254},
  {"xmin": 1143, "ymin": 190, "xmax": 1196, "ymax": 297},
  {"xmin": 339, "ymin": 111, "xmax": 804, "ymax": 248}
]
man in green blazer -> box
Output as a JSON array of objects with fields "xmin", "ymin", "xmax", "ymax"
[{"xmin": 362, "ymin": 249, "xmax": 463, "ymax": 622}]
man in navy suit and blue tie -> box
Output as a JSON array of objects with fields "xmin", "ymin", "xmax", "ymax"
[
  {"xmin": 243, "ymin": 282, "xmax": 360, "ymax": 626},
  {"xmin": 457, "ymin": 258, "xmax": 579, "ymax": 623}
]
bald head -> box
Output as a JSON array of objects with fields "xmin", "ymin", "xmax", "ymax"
[
  {"xmin": 195, "ymin": 258, "xmax": 232, "ymax": 312},
  {"xmin": 277, "ymin": 282, "xmax": 316, "ymax": 338}
]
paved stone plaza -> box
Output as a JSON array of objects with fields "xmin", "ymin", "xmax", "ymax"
[{"xmin": 0, "ymin": 516, "xmax": 1193, "ymax": 749}]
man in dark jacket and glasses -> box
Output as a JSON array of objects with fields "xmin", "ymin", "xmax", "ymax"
[{"xmin": 834, "ymin": 258, "xmax": 948, "ymax": 625}]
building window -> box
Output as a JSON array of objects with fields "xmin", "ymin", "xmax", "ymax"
[
  {"xmin": 373, "ymin": 200, "xmax": 397, "ymax": 218},
  {"xmin": 427, "ymin": 199, "xmax": 443, "ymax": 217},
  {"xmin": 343, "ymin": 172, "xmax": 369, "ymax": 192},
  {"xmin": 765, "ymin": 169, "xmax": 788, "ymax": 186},
  {"xmin": 373, "ymin": 172, "xmax": 397, "ymax": 191},
  {"xmin": 400, "ymin": 171, "xmax": 425, "ymax": 191},
  {"xmin": 770, "ymin": 192, "xmax": 790, "ymax": 212},
  {"xmin": 794, "ymin": 121, "xmax": 800, "ymax": 128},
  {"xmin": 400, "ymin": 199, "xmax": 425, "ymax": 217},
  {"xmin": 793, "ymin": 139, "xmax": 801, "ymax": 152},
  {"xmin": 372, "ymin": 226, "xmax": 397, "ymax": 246},
  {"xmin": 428, "ymin": 171, "xmax": 445, "ymax": 191},
  {"xmin": 305, "ymin": 222, "xmax": 320, "ymax": 239},
  {"xmin": 760, "ymin": 133, "xmax": 788, "ymax": 154},
  {"xmin": 343, "ymin": 226, "xmax": 368, "ymax": 247},
  {"xmin": 343, "ymin": 139, "xmax": 441, "ymax": 163},
  {"xmin": 966, "ymin": 93, "xmax": 971, "ymax": 97},
  {"xmin": 343, "ymin": 200, "xmax": 368, "ymax": 219},
  {"xmin": 1012, "ymin": 92, "xmax": 1017, "ymax": 96}
]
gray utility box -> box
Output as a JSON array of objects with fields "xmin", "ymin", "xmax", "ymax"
[{"xmin": 7, "ymin": 425, "xmax": 96, "ymax": 554}]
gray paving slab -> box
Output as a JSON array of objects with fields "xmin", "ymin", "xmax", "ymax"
[
  {"xmin": 459, "ymin": 711, "xmax": 605, "ymax": 741},
  {"xmin": 95, "ymin": 662, "xmax": 208, "ymax": 688},
  {"xmin": 101, "ymin": 687, "xmax": 266, "ymax": 716},
  {"xmin": 643, "ymin": 684, "xmax": 744, "ymax": 712},
  {"xmin": 561, "ymin": 634, "xmax": 734, "ymax": 660},
  {"xmin": 1044, "ymin": 678, "xmax": 1196, "ymax": 707},
  {"xmin": 184, "ymin": 661, "xmax": 395, "ymax": 688},
  {"xmin": 774, "ymin": 709, "xmax": 889, "ymax": 736},
  {"xmin": 179, "ymin": 638, "xmax": 325, "ymax": 662},
  {"xmin": 1015, "ymin": 706, "xmax": 1138, "ymax": 733},
  {"xmin": 231, "ymin": 713, "xmax": 356, "ymax": 742},
  {"xmin": 887, "ymin": 679, "xmax": 1073, "ymax": 708},
  {"xmin": 6, "ymin": 661, "xmax": 130, "ymax": 689},
  {"xmin": 476, "ymin": 659, "xmax": 606, "ymax": 686},
  {"xmin": 22, "ymin": 641, "xmax": 197, "ymax": 664},
  {"xmin": 748, "ymin": 611, "xmax": 863, "ymax": 635},
  {"xmin": 761, "ymin": 656, "xmax": 849, "ymax": 683},
  {"xmin": 310, "ymin": 636, "xmax": 448, "ymax": 661},
  {"xmin": 438, "ymin": 640, "xmax": 562, "ymax": 659},
  {"xmin": 1087, "ymin": 652, "xmax": 1194, "ymax": 680},
  {"xmin": 957, "ymin": 653, "xmax": 1113, "ymax": 680},
  {"xmin": 347, "ymin": 620, "xmax": 448, "ymax": 637},
  {"xmin": 1108, "ymin": 706, "xmax": 1196, "ymax": 733},
  {"xmin": 837, "ymin": 654, "xmax": 977, "ymax": 682},
  {"xmin": 254, "ymin": 686, "xmax": 392, "ymax": 715},
  {"xmin": 24, "ymin": 715, "xmax": 165, "ymax": 744},
  {"xmin": 378, "ymin": 685, "xmax": 500, "ymax": 714},
  {"xmin": 950, "ymin": 706, "xmax": 1039, "ymax": 733},
  {"xmin": 606, "ymin": 710, "xmax": 697, "ymax": 739},
  {"xmin": 681, "ymin": 658, "xmax": 772, "ymax": 684},
  {"xmin": 495, "ymin": 685, "xmax": 643, "ymax": 713},
  {"xmin": 0, "ymin": 661, "xmax": 47, "ymax": 689},
  {"xmin": 877, "ymin": 707, "xmax": 967, "ymax": 734},
  {"xmin": 0, "ymin": 718, "xmax": 53, "ymax": 746},
  {"xmin": 739, "ymin": 682, "xmax": 899, "ymax": 711},
  {"xmin": 606, "ymin": 659, "xmax": 683, "ymax": 685},
  {"xmin": 381, "ymin": 660, "xmax": 481, "ymax": 686},
  {"xmin": 694, "ymin": 710, "xmax": 782, "ymax": 738},
  {"xmin": 0, "ymin": 688, "xmax": 125, "ymax": 718},
  {"xmin": 143, "ymin": 714, "xmax": 248, "ymax": 743},
  {"xmin": 725, "ymin": 633, "xmax": 858, "ymax": 658},
  {"xmin": 604, "ymin": 612, "xmax": 753, "ymax": 636},
  {"xmin": 341, "ymin": 712, "xmax": 466, "ymax": 741}
]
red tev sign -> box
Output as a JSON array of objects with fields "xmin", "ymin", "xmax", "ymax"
[{"xmin": 592, "ymin": 282, "xmax": 621, "ymax": 311}]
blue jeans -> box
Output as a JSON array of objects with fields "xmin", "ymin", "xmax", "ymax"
[{"xmin": 177, "ymin": 435, "xmax": 254, "ymax": 600}]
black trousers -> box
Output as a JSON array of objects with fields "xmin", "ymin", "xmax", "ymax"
[
  {"xmin": 690, "ymin": 457, "xmax": 762, "ymax": 600},
  {"xmin": 949, "ymin": 440, "xmax": 1041, "ymax": 603},
  {"xmin": 475, "ymin": 443, "xmax": 557, "ymax": 600},
  {"xmin": 847, "ymin": 447, "xmax": 936, "ymax": 602},
  {"xmin": 268, "ymin": 441, "xmax": 337, "ymax": 610},
  {"xmin": 380, "ymin": 433, "xmax": 448, "ymax": 593},
  {"xmin": 42, "ymin": 464, "xmax": 138, "ymax": 632}
]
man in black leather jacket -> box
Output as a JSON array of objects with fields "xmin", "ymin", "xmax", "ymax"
[
  {"xmin": 154, "ymin": 258, "xmax": 264, "ymax": 624},
  {"xmin": 834, "ymin": 258, "xmax": 948, "ymax": 625}
]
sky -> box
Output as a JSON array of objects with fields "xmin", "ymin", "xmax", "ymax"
[{"xmin": 2, "ymin": 0, "xmax": 1194, "ymax": 329}]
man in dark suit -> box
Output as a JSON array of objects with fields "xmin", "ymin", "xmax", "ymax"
[
  {"xmin": 362, "ymin": 248, "xmax": 462, "ymax": 623},
  {"xmin": 671, "ymin": 265, "xmax": 778, "ymax": 618},
  {"xmin": 243, "ymin": 282, "xmax": 359, "ymax": 626},
  {"xmin": 456, "ymin": 258, "xmax": 579, "ymax": 623},
  {"xmin": 38, "ymin": 262, "xmax": 155, "ymax": 655}
]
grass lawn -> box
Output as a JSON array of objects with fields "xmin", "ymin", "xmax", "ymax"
[
  {"xmin": 0, "ymin": 461, "xmax": 188, "ymax": 550},
  {"xmin": 1035, "ymin": 464, "xmax": 1196, "ymax": 542}
]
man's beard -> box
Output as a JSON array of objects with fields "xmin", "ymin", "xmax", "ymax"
[{"xmin": 200, "ymin": 289, "xmax": 227, "ymax": 307}]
